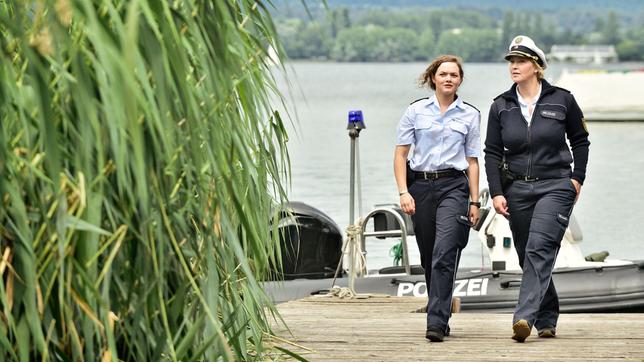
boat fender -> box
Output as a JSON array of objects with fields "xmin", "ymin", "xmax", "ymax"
[{"xmin": 585, "ymin": 251, "xmax": 609, "ymax": 262}]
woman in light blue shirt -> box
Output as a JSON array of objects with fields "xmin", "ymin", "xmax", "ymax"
[{"xmin": 393, "ymin": 55, "xmax": 481, "ymax": 342}]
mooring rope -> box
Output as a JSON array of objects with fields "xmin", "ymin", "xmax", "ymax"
[
  {"xmin": 345, "ymin": 222, "xmax": 367, "ymax": 282},
  {"xmin": 321, "ymin": 219, "xmax": 390, "ymax": 299}
]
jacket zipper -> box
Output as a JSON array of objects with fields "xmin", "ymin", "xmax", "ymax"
[
  {"xmin": 527, "ymin": 96, "xmax": 544, "ymax": 178},
  {"xmin": 505, "ymin": 83, "xmax": 554, "ymax": 180},
  {"xmin": 519, "ymin": 105, "xmax": 531, "ymax": 178},
  {"xmin": 526, "ymin": 123, "xmax": 532, "ymax": 178},
  {"xmin": 526, "ymin": 94, "xmax": 545, "ymax": 178}
]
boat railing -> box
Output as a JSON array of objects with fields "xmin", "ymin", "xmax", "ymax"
[{"xmin": 359, "ymin": 206, "xmax": 412, "ymax": 275}]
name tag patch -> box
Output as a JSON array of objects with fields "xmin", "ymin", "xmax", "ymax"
[{"xmin": 540, "ymin": 109, "xmax": 565, "ymax": 120}]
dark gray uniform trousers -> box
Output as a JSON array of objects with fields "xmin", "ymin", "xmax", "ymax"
[
  {"xmin": 409, "ymin": 173, "xmax": 470, "ymax": 332},
  {"xmin": 505, "ymin": 178, "xmax": 577, "ymax": 330}
]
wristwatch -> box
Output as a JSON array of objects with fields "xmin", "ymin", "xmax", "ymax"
[{"xmin": 469, "ymin": 201, "xmax": 481, "ymax": 207}]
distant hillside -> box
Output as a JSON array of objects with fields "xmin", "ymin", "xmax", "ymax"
[
  {"xmin": 272, "ymin": 0, "xmax": 644, "ymax": 28},
  {"xmin": 272, "ymin": 0, "xmax": 644, "ymax": 62},
  {"xmin": 323, "ymin": 0, "xmax": 644, "ymax": 12}
]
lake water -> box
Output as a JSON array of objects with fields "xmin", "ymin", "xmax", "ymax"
[{"xmin": 274, "ymin": 61, "xmax": 644, "ymax": 270}]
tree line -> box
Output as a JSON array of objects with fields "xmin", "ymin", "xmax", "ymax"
[{"xmin": 276, "ymin": 7, "xmax": 644, "ymax": 62}]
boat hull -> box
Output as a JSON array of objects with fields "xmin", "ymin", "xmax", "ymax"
[{"xmin": 263, "ymin": 263, "xmax": 644, "ymax": 313}]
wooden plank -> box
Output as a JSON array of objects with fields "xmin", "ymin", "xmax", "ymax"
[{"xmin": 269, "ymin": 296, "xmax": 644, "ymax": 361}]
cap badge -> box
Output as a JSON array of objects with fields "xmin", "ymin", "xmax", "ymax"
[{"xmin": 514, "ymin": 36, "xmax": 523, "ymax": 44}]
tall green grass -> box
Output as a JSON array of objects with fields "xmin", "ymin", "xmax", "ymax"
[{"xmin": 0, "ymin": 0, "xmax": 292, "ymax": 360}]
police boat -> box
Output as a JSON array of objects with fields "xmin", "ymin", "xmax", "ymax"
[{"xmin": 265, "ymin": 193, "xmax": 644, "ymax": 313}]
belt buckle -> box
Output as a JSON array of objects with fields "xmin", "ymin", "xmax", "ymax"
[{"xmin": 425, "ymin": 171, "xmax": 439, "ymax": 180}]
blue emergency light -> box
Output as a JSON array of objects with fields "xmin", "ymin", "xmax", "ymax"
[{"xmin": 347, "ymin": 110, "xmax": 366, "ymax": 130}]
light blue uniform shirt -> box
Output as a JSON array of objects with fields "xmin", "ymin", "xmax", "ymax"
[{"xmin": 396, "ymin": 95, "xmax": 481, "ymax": 172}]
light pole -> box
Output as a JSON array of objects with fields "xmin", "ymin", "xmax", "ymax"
[
  {"xmin": 347, "ymin": 110, "xmax": 365, "ymax": 290},
  {"xmin": 347, "ymin": 110, "xmax": 365, "ymax": 226}
]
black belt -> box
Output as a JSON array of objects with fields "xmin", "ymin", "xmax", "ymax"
[
  {"xmin": 413, "ymin": 169, "xmax": 464, "ymax": 180},
  {"xmin": 514, "ymin": 174, "xmax": 540, "ymax": 182},
  {"xmin": 513, "ymin": 174, "xmax": 564, "ymax": 182}
]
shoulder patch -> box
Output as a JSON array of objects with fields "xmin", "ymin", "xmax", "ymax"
[
  {"xmin": 410, "ymin": 97, "xmax": 429, "ymax": 105},
  {"xmin": 554, "ymin": 86, "xmax": 571, "ymax": 93},
  {"xmin": 463, "ymin": 101, "xmax": 480, "ymax": 113},
  {"xmin": 581, "ymin": 117, "xmax": 588, "ymax": 133}
]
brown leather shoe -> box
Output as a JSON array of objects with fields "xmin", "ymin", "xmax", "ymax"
[
  {"xmin": 511, "ymin": 319, "xmax": 531, "ymax": 342},
  {"xmin": 538, "ymin": 327, "xmax": 556, "ymax": 338}
]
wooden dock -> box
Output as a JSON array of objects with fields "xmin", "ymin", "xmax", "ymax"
[{"xmin": 270, "ymin": 296, "xmax": 644, "ymax": 361}]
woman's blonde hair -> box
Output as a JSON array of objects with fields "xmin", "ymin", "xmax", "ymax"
[
  {"xmin": 530, "ymin": 58, "xmax": 545, "ymax": 80},
  {"xmin": 418, "ymin": 55, "xmax": 464, "ymax": 90}
]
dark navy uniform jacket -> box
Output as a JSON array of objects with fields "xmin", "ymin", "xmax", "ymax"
[{"xmin": 484, "ymin": 79, "xmax": 590, "ymax": 197}]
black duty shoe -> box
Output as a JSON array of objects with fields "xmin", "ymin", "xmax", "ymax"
[
  {"xmin": 538, "ymin": 327, "xmax": 556, "ymax": 338},
  {"xmin": 426, "ymin": 327, "xmax": 445, "ymax": 342},
  {"xmin": 511, "ymin": 319, "xmax": 531, "ymax": 343}
]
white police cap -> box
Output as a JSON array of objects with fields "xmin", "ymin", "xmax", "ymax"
[{"xmin": 504, "ymin": 35, "xmax": 548, "ymax": 69}]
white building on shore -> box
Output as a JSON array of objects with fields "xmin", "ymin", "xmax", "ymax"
[
  {"xmin": 549, "ymin": 45, "xmax": 618, "ymax": 64},
  {"xmin": 556, "ymin": 69, "xmax": 644, "ymax": 121}
]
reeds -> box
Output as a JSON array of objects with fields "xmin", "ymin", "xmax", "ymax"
[{"xmin": 0, "ymin": 1, "xmax": 291, "ymax": 360}]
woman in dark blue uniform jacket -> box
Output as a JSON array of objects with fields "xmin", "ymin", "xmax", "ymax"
[{"xmin": 484, "ymin": 35, "xmax": 590, "ymax": 343}]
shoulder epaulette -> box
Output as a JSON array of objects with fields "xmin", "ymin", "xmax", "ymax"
[
  {"xmin": 493, "ymin": 94, "xmax": 503, "ymax": 101},
  {"xmin": 410, "ymin": 97, "xmax": 429, "ymax": 105},
  {"xmin": 463, "ymin": 101, "xmax": 480, "ymax": 113},
  {"xmin": 554, "ymin": 86, "xmax": 571, "ymax": 93}
]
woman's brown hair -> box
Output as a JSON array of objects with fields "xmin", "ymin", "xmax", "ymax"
[{"xmin": 418, "ymin": 55, "xmax": 464, "ymax": 90}]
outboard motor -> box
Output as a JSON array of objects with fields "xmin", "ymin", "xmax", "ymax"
[{"xmin": 273, "ymin": 202, "xmax": 343, "ymax": 280}]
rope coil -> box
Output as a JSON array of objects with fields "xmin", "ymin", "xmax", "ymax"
[
  {"xmin": 328, "ymin": 286, "xmax": 356, "ymax": 299},
  {"xmin": 317, "ymin": 285, "xmax": 388, "ymax": 300}
]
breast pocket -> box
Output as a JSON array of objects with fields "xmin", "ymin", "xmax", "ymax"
[
  {"xmin": 414, "ymin": 117, "xmax": 433, "ymax": 130},
  {"xmin": 539, "ymin": 104, "xmax": 567, "ymax": 124},
  {"xmin": 537, "ymin": 105, "xmax": 568, "ymax": 144},
  {"xmin": 447, "ymin": 120, "xmax": 467, "ymax": 145},
  {"xmin": 414, "ymin": 116, "xmax": 438, "ymax": 141}
]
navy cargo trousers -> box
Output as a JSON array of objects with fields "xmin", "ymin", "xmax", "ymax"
[
  {"xmin": 506, "ymin": 178, "xmax": 577, "ymax": 330},
  {"xmin": 409, "ymin": 173, "xmax": 471, "ymax": 332}
]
